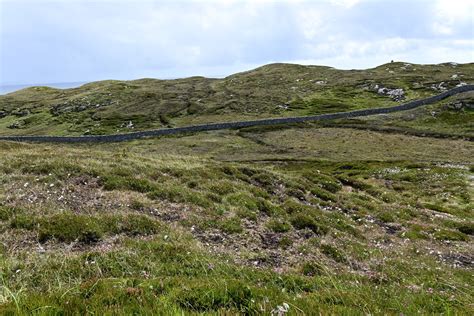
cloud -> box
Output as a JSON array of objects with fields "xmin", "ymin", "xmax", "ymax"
[
  {"xmin": 431, "ymin": 0, "xmax": 474, "ymax": 35},
  {"xmin": 0, "ymin": 0, "xmax": 472, "ymax": 84}
]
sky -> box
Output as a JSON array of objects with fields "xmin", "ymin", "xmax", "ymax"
[{"xmin": 0, "ymin": 0, "xmax": 473, "ymax": 85}]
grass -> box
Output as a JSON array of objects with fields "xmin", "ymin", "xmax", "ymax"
[
  {"xmin": 0, "ymin": 61, "xmax": 472, "ymax": 313},
  {"xmin": 0, "ymin": 136, "xmax": 472, "ymax": 313}
]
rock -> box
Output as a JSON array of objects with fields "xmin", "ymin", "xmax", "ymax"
[
  {"xmin": 386, "ymin": 88, "xmax": 405, "ymax": 100},
  {"xmin": 120, "ymin": 121, "xmax": 134, "ymax": 129},
  {"xmin": 452, "ymin": 101, "xmax": 464, "ymax": 110},
  {"xmin": 431, "ymin": 82, "xmax": 448, "ymax": 92},
  {"xmin": 12, "ymin": 109, "xmax": 29, "ymax": 117},
  {"xmin": 446, "ymin": 100, "xmax": 474, "ymax": 111},
  {"xmin": 375, "ymin": 85, "xmax": 405, "ymax": 101},
  {"xmin": 7, "ymin": 121, "xmax": 23, "ymax": 129},
  {"xmin": 0, "ymin": 111, "xmax": 7, "ymax": 118},
  {"xmin": 456, "ymin": 82, "xmax": 467, "ymax": 87}
]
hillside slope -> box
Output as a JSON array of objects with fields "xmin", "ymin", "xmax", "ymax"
[
  {"xmin": 0, "ymin": 128, "xmax": 473, "ymax": 314},
  {"xmin": 1, "ymin": 61, "xmax": 473, "ymax": 136}
]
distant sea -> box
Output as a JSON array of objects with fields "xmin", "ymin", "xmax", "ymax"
[{"xmin": 0, "ymin": 82, "xmax": 87, "ymax": 95}]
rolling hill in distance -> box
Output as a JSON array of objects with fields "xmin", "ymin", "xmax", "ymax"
[{"xmin": 0, "ymin": 61, "xmax": 473, "ymax": 314}]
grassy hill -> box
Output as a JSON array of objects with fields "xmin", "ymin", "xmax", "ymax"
[
  {"xmin": 0, "ymin": 62, "xmax": 473, "ymax": 314},
  {"xmin": 1, "ymin": 61, "xmax": 473, "ymax": 136}
]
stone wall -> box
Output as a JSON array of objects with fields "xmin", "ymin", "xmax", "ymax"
[{"xmin": 1, "ymin": 85, "xmax": 472, "ymax": 143}]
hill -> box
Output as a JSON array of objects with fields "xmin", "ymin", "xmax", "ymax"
[
  {"xmin": 0, "ymin": 62, "xmax": 472, "ymax": 314},
  {"xmin": 1, "ymin": 61, "xmax": 473, "ymax": 137}
]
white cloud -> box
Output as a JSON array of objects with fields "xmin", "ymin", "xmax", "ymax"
[
  {"xmin": 1, "ymin": 0, "xmax": 473, "ymax": 84},
  {"xmin": 431, "ymin": 0, "xmax": 474, "ymax": 35},
  {"xmin": 329, "ymin": 0, "xmax": 362, "ymax": 8}
]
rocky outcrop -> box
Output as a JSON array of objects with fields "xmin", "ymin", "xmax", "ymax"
[
  {"xmin": 376, "ymin": 86, "xmax": 405, "ymax": 101},
  {"xmin": 362, "ymin": 84, "xmax": 406, "ymax": 101},
  {"xmin": 431, "ymin": 82, "xmax": 448, "ymax": 92}
]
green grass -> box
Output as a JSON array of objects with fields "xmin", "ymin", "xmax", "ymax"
[
  {"xmin": 0, "ymin": 135, "xmax": 471, "ymax": 314},
  {"xmin": 0, "ymin": 61, "xmax": 472, "ymax": 314}
]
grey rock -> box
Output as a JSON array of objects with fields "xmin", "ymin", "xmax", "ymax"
[
  {"xmin": 431, "ymin": 82, "xmax": 448, "ymax": 92},
  {"xmin": 376, "ymin": 85, "xmax": 405, "ymax": 101}
]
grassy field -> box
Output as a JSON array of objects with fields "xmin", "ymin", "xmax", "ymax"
[
  {"xmin": 0, "ymin": 125, "xmax": 473, "ymax": 314},
  {"xmin": 0, "ymin": 62, "xmax": 473, "ymax": 314}
]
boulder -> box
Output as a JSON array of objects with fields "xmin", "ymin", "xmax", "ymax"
[
  {"xmin": 431, "ymin": 82, "xmax": 448, "ymax": 92},
  {"xmin": 375, "ymin": 85, "xmax": 405, "ymax": 101}
]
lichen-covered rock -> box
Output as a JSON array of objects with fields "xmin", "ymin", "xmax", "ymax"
[
  {"xmin": 431, "ymin": 82, "xmax": 448, "ymax": 92},
  {"xmin": 375, "ymin": 85, "xmax": 405, "ymax": 101}
]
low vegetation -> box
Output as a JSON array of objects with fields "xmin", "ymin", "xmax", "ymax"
[{"xmin": 0, "ymin": 62, "xmax": 472, "ymax": 314}]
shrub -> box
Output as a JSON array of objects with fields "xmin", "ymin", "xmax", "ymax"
[
  {"xmin": 303, "ymin": 172, "xmax": 342, "ymax": 193},
  {"xmin": 221, "ymin": 165, "xmax": 242, "ymax": 178},
  {"xmin": 266, "ymin": 219, "xmax": 291, "ymax": 233},
  {"xmin": 282, "ymin": 199, "xmax": 311, "ymax": 214},
  {"xmin": 120, "ymin": 214, "xmax": 160, "ymax": 236},
  {"xmin": 219, "ymin": 217, "xmax": 243, "ymax": 234},
  {"xmin": 225, "ymin": 192, "xmax": 258, "ymax": 211},
  {"xmin": 290, "ymin": 214, "xmax": 328, "ymax": 235},
  {"xmin": 404, "ymin": 224, "xmax": 430, "ymax": 240},
  {"xmin": 377, "ymin": 211, "xmax": 395, "ymax": 223},
  {"xmin": 236, "ymin": 209, "xmax": 257, "ymax": 221},
  {"xmin": 301, "ymin": 261, "xmax": 324, "ymax": 276},
  {"xmin": 148, "ymin": 185, "xmax": 187, "ymax": 203},
  {"xmin": 175, "ymin": 281, "xmax": 256, "ymax": 312},
  {"xmin": 21, "ymin": 161, "xmax": 83, "ymax": 178},
  {"xmin": 0, "ymin": 206, "xmax": 15, "ymax": 221},
  {"xmin": 129, "ymin": 199, "xmax": 145, "ymax": 210},
  {"xmin": 10, "ymin": 214, "xmax": 36, "ymax": 230},
  {"xmin": 38, "ymin": 213, "xmax": 103, "ymax": 244},
  {"xmin": 256, "ymin": 198, "xmax": 281, "ymax": 216},
  {"xmin": 279, "ymin": 236, "xmax": 293, "ymax": 248},
  {"xmin": 250, "ymin": 172, "xmax": 275, "ymax": 190},
  {"xmin": 457, "ymin": 223, "xmax": 474, "ymax": 235},
  {"xmin": 208, "ymin": 181, "xmax": 235, "ymax": 195},
  {"xmin": 310, "ymin": 186, "xmax": 336, "ymax": 201},
  {"xmin": 320, "ymin": 244, "xmax": 346, "ymax": 263},
  {"xmin": 286, "ymin": 187, "xmax": 306, "ymax": 200},
  {"xmin": 433, "ymin": 229, "xmax": 468, "ymax": 241},
  {"xmin": 102, "ymin": 175, "xmax": 155, "ymax": 193}
]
